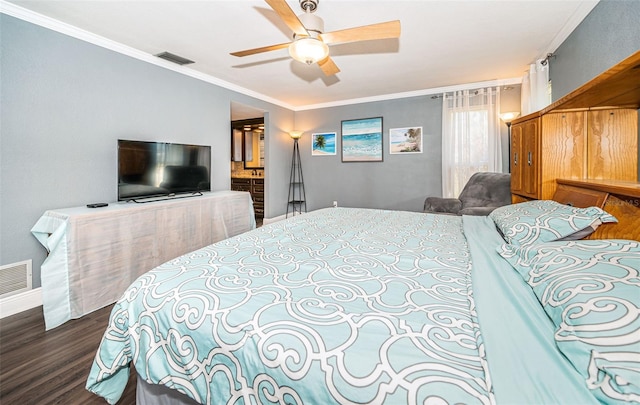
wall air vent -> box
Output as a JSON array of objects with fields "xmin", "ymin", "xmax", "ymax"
[
  {"xmin": 0, "ymin": 260, "xmax": 32, "ymax": 299},
  {"xmin": 155, "ymin": 52, "xmax": 195, "ymax": 66}
]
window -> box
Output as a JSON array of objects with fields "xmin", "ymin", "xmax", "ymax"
[{"xmin": 442, "ymin": 88, "xmax": 502, "ymax": 197}]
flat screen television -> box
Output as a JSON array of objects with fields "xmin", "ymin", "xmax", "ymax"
[{"xmin": 118, "ymin": 139, "xmax": 211, "ymax": 202}]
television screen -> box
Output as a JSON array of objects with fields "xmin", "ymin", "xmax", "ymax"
[{"xmin": 118, "ymin": 139, "xmax": 211, "ymax": 201}]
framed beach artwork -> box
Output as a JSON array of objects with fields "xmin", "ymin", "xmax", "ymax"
[
  {"xmin": 311, "ymin": 132, "xmax": 337, "ymax": 156},
  {"xmin": 341, "ymin": 117, "xmax": 383, "ymax": 162},
  {"xmin": 390, "ymin": 127, "xmax": 423, "ymax": 154}
]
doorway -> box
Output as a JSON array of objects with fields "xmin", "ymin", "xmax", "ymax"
[{"xmin": 230, "ymin": 102, "xmax": 266, "ymax": 226}]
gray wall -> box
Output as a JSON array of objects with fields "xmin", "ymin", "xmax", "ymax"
[
  {"xmin": 296, "ymin": 96, "xmax": 442, "ymax": 212},
  {"xmin": 550, "ymin": 0, "xmax": 640, "ymax": 101},
  {"xmin": 0, "ymin": 15, "xmax": 293, "ymax": 287},
  {"xmin": 296, "ymin": 88, "xmax": 521, "ymax": 213}
]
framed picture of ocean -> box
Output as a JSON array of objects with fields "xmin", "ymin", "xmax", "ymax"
[
  {"xmin": 341, "ymin": 117, "xmax": 383, "ymax": 162},
  {"xmin": 390, "ymin": 127, "xmax": 423, "ymax": 154},
  {"xmin": 311, "ymin": 132, "xmax": 337, "ymax": 156}
]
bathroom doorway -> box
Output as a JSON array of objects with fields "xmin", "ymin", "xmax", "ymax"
[{"xmin": 230, "ymin": 102, "xmax": 266, "ymax": 226}]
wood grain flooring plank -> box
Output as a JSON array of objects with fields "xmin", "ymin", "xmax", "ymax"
[{"xmin": 0, "ymin": 305, "xmax": 136, "ymax": 404}]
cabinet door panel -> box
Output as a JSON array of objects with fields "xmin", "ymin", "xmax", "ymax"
[
  {"xmin": 522, "ymin": 118, "xmax": 539, "ymax": 198},
  {"xmin": 542, "ymin": 112, "xmax": 586, "ymax": 178},
  {"xmin": 510, "ymin": 124, "xmax": 523, "ymax": 194},
  {"xmin": 510, "ymin": 118, "xmax": 540, "ymax": 199},
  {"xmin": 540, "ymin": 112, "xmax": 586, "ymax": 199},
  {"xmin": 587, "ymin": 109, "xmax": 638, "ymax": 180}
]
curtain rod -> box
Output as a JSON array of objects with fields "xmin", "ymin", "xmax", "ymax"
[
  {"xmin": 431, "ymin": 86, "xmax": 514, "ymax": 99},
  {"xmin": 540, "ymin": 53, "xmax": 556, "ymax": 66}
]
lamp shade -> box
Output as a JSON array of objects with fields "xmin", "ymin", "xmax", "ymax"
[
  {"xmin": 289, "ymin": 37, "xmax": 329, "ymax": 65},
  {"xmin": 499, "ymin": 111, "xmax": 521, "ymax": 124},
  {"xmin": 289, "ymin": 130, "xmax": 304, "ymax": 139}
]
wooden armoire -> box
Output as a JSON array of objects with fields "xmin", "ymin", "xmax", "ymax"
[{"xmin": 510, "ymin": 51, "xmax": 640, "ymax": 203}]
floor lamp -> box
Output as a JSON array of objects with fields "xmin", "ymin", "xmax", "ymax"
[
  {"xmin": 286, "ymin": 130, "xmax": 307, "ymax": 218},
  {"xmin": 500, "ymin": 112, "xmax": 520, "ymax": 173}
]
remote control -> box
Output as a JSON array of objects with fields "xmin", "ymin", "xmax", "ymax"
[{"xmin": 86, "ymin": 203, "xmax": 108, "ymax": 208}]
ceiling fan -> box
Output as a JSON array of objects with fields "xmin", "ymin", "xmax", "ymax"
[{"xmin": 230, "ymin": 0, "xmax": 401, "ymax": 76}]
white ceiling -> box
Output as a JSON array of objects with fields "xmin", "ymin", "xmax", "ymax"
[{"xmin": 4, "ymin": 0, "xmax": 599, "ymax": 110}]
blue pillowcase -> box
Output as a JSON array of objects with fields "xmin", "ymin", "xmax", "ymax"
[
  {"xmin": 498, "ymin": 239, "xmax": 640, "ymax": 404},
  {"xmin": 489, "ymin": 200, "xmax": 617, "ymax": 247}
]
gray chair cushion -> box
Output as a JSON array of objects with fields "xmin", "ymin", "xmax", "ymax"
[
  {"xmin": 424, "ymin": 197, "xmax": 462, "ymax": 215},
  {"xmin": 424, "ymin": 172, "xmax": 511, "ymax": 216}
]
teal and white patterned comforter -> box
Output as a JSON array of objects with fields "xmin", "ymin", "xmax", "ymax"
[{"xmin": 87, "ymin": 208, "xmax": 493, "ymax": 404}]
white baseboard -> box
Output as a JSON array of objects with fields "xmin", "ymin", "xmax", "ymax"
[
  {"xmin": 263, "ymin": 211, "xmax": 311, "ymax": 225},
  {"xmin": 263, "ymin": 214, "xmax": 287, "ymax": 225},
  {"xmin": 0, "ymin": 288, "xmax": 42, "ymax": 318}
]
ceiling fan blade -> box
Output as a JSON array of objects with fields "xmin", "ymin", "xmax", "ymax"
[
  {"xmin": 265, "ymin": 0, "xmax": 309, "ymax": 37},
  {"xmin": 320, "ymin": 20, "xmax": 401, "ymax": 45},
  {"xmin": 230, "ymin": 42, "xmax": 291, "ymax": 57},
  {"xmin": 318, "ymin": 56, "xmax": 340, "ymax": 76}
]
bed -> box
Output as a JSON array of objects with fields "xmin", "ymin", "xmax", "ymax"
[{"xmin": 86, "ymin": 188, "xmax": 640, "ymax": 404}]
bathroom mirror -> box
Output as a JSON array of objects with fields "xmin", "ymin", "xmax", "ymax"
[
  {"xmin": 231, "ymin": 118, "xmax": 264, "ymax": 170},
  {"xmin": 244, "ymin": 131, "xmax": 264, "ymax": 169}
]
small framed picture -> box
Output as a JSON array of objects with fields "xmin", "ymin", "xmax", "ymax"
[
  {"xmin": 311, "ymin": 132, "xmax": 337, "ymax": 156},
  {"xmin": 389, "ymin": 127, "xmax": 423, "ymax": 154},
  {"xmin": 341, "ymin": 117, "xmax": 383, "ymax": 162}
]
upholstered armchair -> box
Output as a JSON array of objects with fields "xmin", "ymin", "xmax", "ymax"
[{"xmin": 424, "ymin": 172, "xmax": 511, "ymax": 216}]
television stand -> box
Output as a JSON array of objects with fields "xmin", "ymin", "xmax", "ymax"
[
  {"xmin": 129, "ymin": 191, "xmax": 203, "ymax": 203},
  {"xmin": 31, "ymin": 190, "xmax": 255, "ymax": 330}
]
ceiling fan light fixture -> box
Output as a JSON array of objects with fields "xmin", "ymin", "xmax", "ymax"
[
  {"xmin": 231, "ymin": 0, "xmax": 400, "ymax": 76},
  {"xmin": 289, "ymin": 37, "xmax": 329, "ymax": 65}
]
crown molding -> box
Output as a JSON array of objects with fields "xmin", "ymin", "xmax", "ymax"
[
  {"xmin": 296, "ymin": 77, "xmax": 523, "ymax": 111},
  {"xmin": 1, "ymin": 0, "xmax": 524, "ymax": 112},
  {"xmin": 0, "ymin": 0, "xmax": 295, "ymax": 110},
  {"xmin": 541, "ymin": 0, "xmax": 599, "ymax": 58}
]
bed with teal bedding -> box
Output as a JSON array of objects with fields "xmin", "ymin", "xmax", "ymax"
[{"xmin": 86, "ymin": 206, "xmax": 639, "ymax": 404}]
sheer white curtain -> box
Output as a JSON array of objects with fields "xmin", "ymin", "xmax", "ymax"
[
  {"xmin": 441, "ymin": 87, "xmax": 502, "ymax": 198},
  {"xmin": 521, "ymin": 59, "xmax": 550, "ymax": 115}
]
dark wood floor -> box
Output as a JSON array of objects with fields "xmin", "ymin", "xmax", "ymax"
[{"xmin": 0, "ymin": 305, "xmax": 136, "ymax": 404}]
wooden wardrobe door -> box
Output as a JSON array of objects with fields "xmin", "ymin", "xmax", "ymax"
[
  {"xmin": 522, "ymin": 118, "xmax": 540, "ymax": 199},
  {"xmin": 510, "ymin": 123, "xmax": 524, "ymax": 195},
  {"xmin": 540, "ymin": 112, "xmax": 586, "ymax": 199},
  {"xmin": 587, "ymin": 109, "xmax": 638, "ymax": 181}
]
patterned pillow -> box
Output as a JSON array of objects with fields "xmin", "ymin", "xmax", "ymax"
[
  {"xmin": 489, "ymin": 200, "xmax": 617, "ymax": 246},
  {"xmin": 498, "ymin": 239, "xmax": 640, "ymax": 404}
]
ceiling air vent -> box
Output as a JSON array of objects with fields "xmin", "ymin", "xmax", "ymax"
[{"xmin": 155, "ymin": 52, "xmax": 195, "ymax": 66}]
